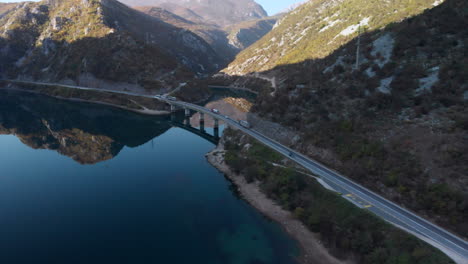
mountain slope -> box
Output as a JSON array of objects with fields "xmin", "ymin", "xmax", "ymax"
[
  {"xmin": 238, "ymin": 0, "xmax": 467, "ymax": 238},
  {"xmin": 0, "ymin": 0, "xmax": 222, "ymax": 91},
  {"xmin": 224, "ymin": 0, "xmax": 447, "ymax": 75},
  {"xmin": 119, "ymin": 0, "xmax": 267, "ymax": 27}
]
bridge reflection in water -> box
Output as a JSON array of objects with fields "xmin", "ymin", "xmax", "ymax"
[{"xmin": 170, "ymin": 110, "xmax": 220, "ymax": 145}]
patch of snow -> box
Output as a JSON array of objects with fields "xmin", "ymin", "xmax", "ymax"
[
  {"xmin": 272, "ymin": 18, "xmax": 284, "ymax": 29},
  {"xmin": 319, "ymin": 19, "xmax": 341, "ymax": 33},
  {"xmin": 340, "ymin": 17, "xmax": 370, "ymax": 36},
  {"xmin": 365, "ymin": 67, "xmax": 376, "ymax": 78},
  {"xmin": 378, "ymin": 77, "xmax": 393, "ymax": 94},
  {"xmin": 433, "ymin": 0, "xmax": 444, "ymax": 6},
  {"xmin": 301, "ymin": 27, "xmax": 312, "ymax": 36},
  {"xmin": 416, "ymin": 67, "xmax": 439, "ymax": 95},
  {"xmin": 371, "ymin": 33, "xmax": 395, "ymax": 68},
  {"xmin": 293, "ymin": 36, "xmax": 304, "ymax": 45}
]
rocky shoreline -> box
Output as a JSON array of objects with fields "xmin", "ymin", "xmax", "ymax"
[{"xmin": 206, "ymin": 142, "xmax": 348, "ymax": 264}]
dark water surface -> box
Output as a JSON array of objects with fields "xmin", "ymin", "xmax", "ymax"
[{"xmin": 0, "ymin": 90, "xmax": 299, "ymax": 264}]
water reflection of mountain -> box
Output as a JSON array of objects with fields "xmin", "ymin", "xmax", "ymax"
[{"xmin": 0, "ymin": 90, "xmax": 172, "ymax": 164}]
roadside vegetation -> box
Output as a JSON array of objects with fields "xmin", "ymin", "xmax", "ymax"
[{"xmin": 222, "ymin": 128, "xmax": 454, "ymax": 264}]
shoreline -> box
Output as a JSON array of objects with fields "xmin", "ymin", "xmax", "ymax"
[
  {"xmin": 1, "ymin": 80, "xmax": 214, "ymax": 116},
  {"xmin": 206, "ymin": 142, "xmax": 348, "ymax": 264},
  {"xmin": 0, "ymin": 86, "xmax": 171, "ymax": 116}
]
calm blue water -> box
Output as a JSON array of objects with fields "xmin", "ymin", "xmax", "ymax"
[{"xmin": 0, "ymin": 90, "xmax": 299, "ymax": 264}]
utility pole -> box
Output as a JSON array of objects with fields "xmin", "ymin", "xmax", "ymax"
[{"xmin": 355, "ymin": 22, "xmax": 361, "ymax": 70}]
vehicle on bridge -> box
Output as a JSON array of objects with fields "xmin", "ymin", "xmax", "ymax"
[
  {"xmin": 239, "ymin": 120, "xmax": 251, "ymax": 128},
  {"xmin": 166, "ymin": 96, "xmax": 177, "ymax": 101},
  {"xmin": 211, "ymin": 108, "xmax": 220, "ymax": 114}
]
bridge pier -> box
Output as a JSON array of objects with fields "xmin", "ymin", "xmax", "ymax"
[
  {"xmin": 185, "ymin": 108, "xmax": 190, "ymax": 117},
  {"xmin": 200, "ymin": 121, "xmax": 205, "ymax": 132},
  {"xmin": 170, "ymin": 104, "xmax": 177, "ymax": 113},
  {"xmin": 199, "ymin": 112, "xmax": 205, "ymax": 132},
  {"xmin": 184, "ymin": 116, "xmax": 190, "ymax": 126},
  {"xmin": 213, "ymin": 119, "xmax": 219, "ymax": 138}
]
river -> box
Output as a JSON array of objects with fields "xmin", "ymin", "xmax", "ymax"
[{"xmin": 0, "ymin": 89, "xmax": 299, "ymax": 264}]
